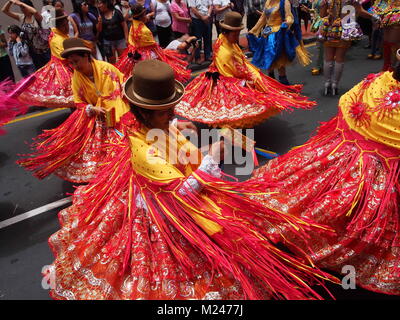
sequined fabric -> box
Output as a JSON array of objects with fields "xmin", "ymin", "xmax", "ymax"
[
  {"xmin": 46, "ymin": 182, "xmax": 245, "ymax": 299},
  {"xmin": 251, "ymin": 114, "xmax": 400, "ymax": 295},
  {"xmin": 18, "ymin": 56, "xmax": 74, "ymax": 108}
]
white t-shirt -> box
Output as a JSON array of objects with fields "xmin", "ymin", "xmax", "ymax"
[
  {"xmin": 213, "ymin": 0, "xmax": 231, "ymax": 21},
  {"xmin": 152, "ymin": 0, "xmax": 172, "ymax": 28},
  {"xmin": 187, "ymin": 0, "xmax": 211, "ymax": 18},
  {"xmin": 166, "ymin": 39, "xmax": 182, "ymax": 50}
]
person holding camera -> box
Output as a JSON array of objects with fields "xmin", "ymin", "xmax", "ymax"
[
  {"xmin": 115, "ymin": 4, "xmax": 190, "ymax": 82},
  {"xmin": 7, "ymin": 25, "xmax": 35, "ymax": 78},
  {"xmin": 2, "ymin": 0, "xmax": 51, "ymax": 69},
  {"xmin": 166, "ymin": 34, "xmax": 199, "ymax": 63}
]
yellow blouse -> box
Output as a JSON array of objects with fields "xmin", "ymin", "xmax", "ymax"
[
  {"xmin": 72, "ymin": 59, "xmax": 130, "ymax": 123},
  {"xmin": 129, "ymin": 125, "xmax": 201, "ymax": 182},
  {"xmin": 249, "ymin": 0, "xmax": 294, "ymax": 35},
  {"xmin": 49, "ymin": 27, "xmax": 69, "ymax": 59},
  {"xmin": 128, "ymin": 20, "xmax": 156, "ymax": 47},
  {"xmin": 214, "ymin": 34, "xmax": 270, "ymax": 91},
  {"xmin": 129, "ymin": 126, "xmax": 222, "ymax": 235},
  {"xmin": 341, "ymin": 72, "xmax": 400, "ymax": 150}
]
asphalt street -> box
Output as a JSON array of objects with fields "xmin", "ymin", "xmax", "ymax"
[{"xmin": 0, "ymin": 40, "xmax": 399, "ymax": 300}]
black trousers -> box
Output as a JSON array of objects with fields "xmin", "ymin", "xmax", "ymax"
[
  {"xmin": 0, "ymin": 55, "xmax": 15, "ymax": 82},
  {"xmin": 246, "ymin": 13, "xmax": 261, "ymax": 31},
  {"xmin": 157, "ymin": 25, "xmax": 173, "ymax": 48}
]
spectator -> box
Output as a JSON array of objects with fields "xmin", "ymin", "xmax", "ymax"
[
  {"xmin": 0, "ymin": 26, "xmax": 15, "ymax": 82},
  {"xmin": 290, "ymin": 0, "xmax": 300, "ymax": 20},
  {"xmin": 151, "ymin": 0, "xmax": 173, "ymax": 48},
  {"xmin": 87, "ymin": 0, "xmax": 100, "ymax": 18},
  {"xmin": 188, "ymin": 0, "xmax": 213, "ymax": 63},
  {"xmin": 7, "ymin": 25, "xmax": 35, "ymax": 78},
  {"xmin": 165, "ymin": 34, "xmax": 198, "ymax": 63},
  {"xmin": 244, "ymin": 0, "xmax": 263, "ymax": 31},
  {"xmin": 70, "ymin": 0, "xmax": 98, "ymax": 56},
  {"xmin": 299, "ymin": 0, "xmax": 311, "ymax": 32},
  {"xmin": 231, "ymin": 0, "xmax": 244, "ymax": 15},
  {"xmin": 170, "ymin": 0, "xmax": 191, "ymax": 39},
  {"xmin": 117, "ymin": 0, "xmax": 133, "ymax": 28},
  {"xmin": 53, "ymin": 0, "xmax": 64, "ymax": 10},
  {"xmin": 97, "ymin": 0, "xmax": 128, "ymax": 63},
  {"xmin": 2, "ymin": 0, "xmax": 51, "ymax": 69},
  {"xmin": 213, "ymin": 0, "xmax": 233, "ymax": 35},
  {"xmin": 129, "ymin": 0, "xmax": 157, "ymax": 35}
]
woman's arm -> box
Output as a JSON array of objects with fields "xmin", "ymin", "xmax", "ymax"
[
  {"xmin": 354, "ymin": 1, "xmax": 373, "ymax": 19},
  {"xmin": 69, "ymin": 16, "xmax": 79, "ymax": 37},
  {"xmin": 2, "ymin": 0, "xmax": 22, "ymax": 21},
  {"xmin": 122, "ymin": 20, "xmax": 129, "ymax": 41},
  {"xmin": 319, "ymin": 1, "xmax": 328, "ymax": 18},
  {"xmin": 172, "ymin": 12, "xmax": 191, "ymax": 23},
  {"xmin": 284, "ymin": 0, "xmax": 294, "ymax": 26}
]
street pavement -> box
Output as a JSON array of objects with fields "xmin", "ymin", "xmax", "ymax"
[{"xmin": 0, "ymin": 39, "xmax": 399, "ymax": 300}]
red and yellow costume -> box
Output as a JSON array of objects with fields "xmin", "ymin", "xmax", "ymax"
[
  {"xmin": 44, "ymin": 122, "xmax": 337, "ymax": 300},
  {"xmin": 18, "ymin": 59, "xmax": 136, "ymax": 183},
  {"xmin": 251, "ymin": 71, "xmax": 400, "ymax": 295},
  {"xmin": 175, "ymin": 34, "xmax": 315, "ymax": 128},
  {"xmin": 115, "ymin": 20, "xmax": 190, "ymax": 83},
  {"xmin": 17, "ymin": 28, "xmax": 74, "ymax": 108}
]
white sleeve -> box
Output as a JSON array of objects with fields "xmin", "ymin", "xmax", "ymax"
[{"xmin": 178, "ymin": 155, "xmax": 222, "ymax": 195}]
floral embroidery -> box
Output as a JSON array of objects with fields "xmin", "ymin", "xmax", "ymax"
[
  {"xmin": 348, "ymin": 101, "xmax": 371, "ymax": 127},
  {"xmin": 374, "ymin": 88, "xmax": 400, "ymax": 120}
]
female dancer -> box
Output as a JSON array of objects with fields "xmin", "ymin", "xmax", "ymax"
[
  {"xmin": 44, "ymin": 59, "xmax": 337, "ymax": 300},
  {"xmin": 6, "ymin": 9, "xmax": 75, "ymax": 108},
  {"xmin": 18, "ymin": 37, "xmax": 135, "ymax": 183},
  {"xmin": 317, "ymin": 0, "xmax": 374, "ymax": 95},
  {"xmin": 115, "ymin": 4, "xmax": 190, "ymax": 83},
  {"xmin": 175, "ymin": 12, "xmax": 315, "ymax": 128},
  {"xmin": 247, "ymin": 0, "xmax": 311, "ymax": 85},
  {"xmin": 252, "ymin": 52, "xmax": 400, "ymax": 295},
  {"xmin": 374, "ymin": 0, "xmax": 400, "ymax": 71}
]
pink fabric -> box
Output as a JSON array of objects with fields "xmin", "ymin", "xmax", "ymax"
[{"xmin": 171, "ymin": 0, "xmax": 190, "ymax": 34}]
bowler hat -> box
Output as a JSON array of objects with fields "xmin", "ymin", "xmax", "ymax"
[
  {"xmin": 61, "ymin": 37, "xmax": 92, "ymax": 58},
  {"xmin": 123, "ymin": 60, "xmax": 185, "ymax": 110},
  {"xmin": 219, "ymin": 11, "xmax": 244, "ymax": 31}
]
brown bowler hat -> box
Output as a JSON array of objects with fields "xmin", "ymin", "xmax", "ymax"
[
  {"xmin": 123, "ymin": 60, "xmax": 185, "ymax": 110},
  {"xmin": 131, "ymin": 3, "xmax": 146, "ymax": 18},
  {"xmin": 61, "ymin": 37, "xmax": 92, "ymax": 58},
  {"xmin": 219, "ymin": 11, "xmax": 244, "ymax": 31}
]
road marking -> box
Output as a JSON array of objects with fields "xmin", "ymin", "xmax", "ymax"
[
  {"xmin": 0, "ymin": 197, "xmax": 72, "ymax": 230},
  {"xmin": 5, "ymin": 108, "xmax": 68, "ymax": 125}
]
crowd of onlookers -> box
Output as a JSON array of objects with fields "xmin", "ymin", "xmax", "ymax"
[
  {"xmin": 0, "ymin": 0, "xmax": 274, "ymax": 82},
  {"xmin": 1, "ymin": 0, "xmax": 381, "ymax": 83}
]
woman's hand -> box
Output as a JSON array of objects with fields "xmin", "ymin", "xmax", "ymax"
[
  {"xmin": 208, "ymin": 140, "xmax": 225, "ymax": 163},
  {"xmin": 176, "ymin": 120, "xmax": 197, "ymax": 134}
]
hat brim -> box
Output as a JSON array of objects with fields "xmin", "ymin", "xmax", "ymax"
[
  {"xmin": 219, "ymin": 21, "xmax": 244, "ymax": 31},
  {"xmin": 61, "ymin": 46, "xmax": 92, "ymax": 58},
  {"xmin": 397, "ymin": 49, "xmax": 400, "ymax": 61},
  {"xmin": 123, "ymin": 77, "xmax": 185, "ymax": 110}
]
